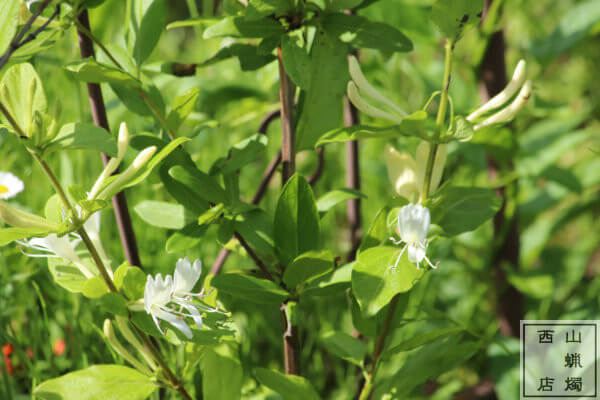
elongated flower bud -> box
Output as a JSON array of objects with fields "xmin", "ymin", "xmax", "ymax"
[
  {"xmin": 0, "ymin": 201, "xmax": 59, "ymax": 231},
  {"xmin": 349, "ymin": 56, "xmax": 407, "ymax": 117},
  {"xmin": 467, "ymin": 60, "xmax": 527, "ymax": 122},
  {"xmin": 117, "ymin": 122, "xmax": 130, "ymax": 160},
  {"xmin": 97, "ymin": 146, "xmax": 157, "ymax": 200},
  {"xmin": 114, "ymin": 316, "xmax": 157, "ymax": 371},
  {"xmin": 347, "ymin": 82, "xmax": 404, "ymax": 124},
  {"xmin": 474, "ymin": 80, "xmax": 532, "ymax": 131},
  {"xmin": 103, "ymin": 320, "xmax": 152, "ymax": 375}
]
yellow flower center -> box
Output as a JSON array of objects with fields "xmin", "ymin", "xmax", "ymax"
[{"xmin": 0, "ymin": 184, "xmax": 8, "ymax": 194}]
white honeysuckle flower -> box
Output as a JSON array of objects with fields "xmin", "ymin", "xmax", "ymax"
[
  {"xmin": 143, "ymin": 258, "xmax": 215, "ymax": 339},
  {"xmin": 389, "ymin": 204, "xmax": 438, "ymax": 270},
  {"xmin": 18, "ymin": 233, "xmax": 95, "ymax": 278},
  {"xmin": 0, "ymin": 172, "xmax": 24, "ymax": 199}
]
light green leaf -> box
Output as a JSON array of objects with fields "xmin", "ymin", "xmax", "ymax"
[
  {"xmin": 166, "ymin": 17, "xmax": 220, "ymax": 30},
  {"xmin": 283, "ymin": 250, "xmax": 335, "ymax": 289},
  {"xmin": 132, "ymin": 0, "xmax": 167, "ymax": 65},
  {"xmin": 82, "ymin": 276, "xmax": 109, "ymax": 299},
  {"xmin": 0, "ymin": 63, "xmax": 46, "ymax": 135},
  {"xmin": 303, "ymin": 262, "xmax": 352, "ymax": 297},
  {"xmin": 281, "ymin": 34, "xmax": 311, "ymax": 89},
  {"xmin": 198, "ymin": 345, "xmax": 243, "ymax": 400},
  {"xmin": 169, "ymin": 165, "xmax": 228, "ymax": 205},
  {"xmin": 316, "ymin": 188, "xmax": 366, "ymax": 214},
  {"xmin": 431, "ymin": 0, "xmax": 483, "ymax": 43},
  {"xmin": 274, "ymin": 174, "xmax": 321, "ymax": 266},
  {"xmin": 255, "ymin": 367, "xmax": 321, "ymax": 400},
  {"xmin": 0, "ymin": 227, "xmax": 50, "ymax": 246},
  {"xmin": 66, "ymin": 58, "xmax": 141, "ymax": 87},
  {"xmin": 121, "ymin": 266, "xmax": 146, "ymax": 300},
  {"xmin": 211, "ymin": 274, "xmax": 288, "ymax": 304},
  {"xmin": 506, "ymin": 270, "xmax": 554, "ymax": 299},
  {"xmin": 322, "ymin": 331, "xmax": 367, "ymax": 366},
  {"xmin": 212, "ymin": 134, "xmax": 268, "ymax": 174},
  {"xmin": 428, "ymin": 186, "xmax": 502, "ymax": 236},
  {"xmin": 204, "ymin": 16, "xmax": 285, "ymax": 39},
  {"xmin": 134, "ymin": 201, "xmax": 187, "ymax": 230},
  {"xmin": 0, "ymin": 0, "xmax": 19, "ymax": 55},
  {"xmin": 166, "ymin": 223, "xmax": 208, "ymax": 253},
  {"xmin": 385, "ymin": 327, "xmax": 465, "ymax": 356},
  {"xmin": 167, "ymin": 87, "xmax": 200, "ymax": 132},
  {"xmin": 357, "ymin": 206, "xmax": 390, "ymax": 254},
  {"xmin": 46, "ymin": 123, "xmax": 118, "ymax": 156},
  {"xmin": 322, "ymin": 13, "xmax": 412, "ymax": 53},
  {"xmin": 296, "ymin": 29, "xmax": 348, "ymax": 151},
  {"xmin": 246, "ymin": 0, "xmax": 295, "ymax": 19},
  {"xmin": 33, "ymin": 365, "xmax": 156, "ymax": 400},
  {"xmin": 352, "ymin": 246, "xmax": 424, "ymax": 316}
]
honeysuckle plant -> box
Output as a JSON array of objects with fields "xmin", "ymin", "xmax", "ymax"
[{"xmin": 4, "ymin": 1, "xmax": 595, "ymax": 400}]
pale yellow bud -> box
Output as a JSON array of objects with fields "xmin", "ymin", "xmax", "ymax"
[
  {"xmin": 0, "ymin": 201, "xmax": 59, "ymax": 231},
  {"xmin": 385, "ymin": 145, "xmax": 419, "ymax": 201}
]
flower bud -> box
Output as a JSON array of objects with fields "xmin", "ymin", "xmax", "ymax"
[
  {"xmin": 103, "ymin": 319, "xmax": 152, "ymax": 376},
  {"xmin": 467, "ymin": 60, "xmax": 527, "ymax": 122},
  {"xmin": 347, "ymin": 82, "xmax": 404, "ymax": 124},
  {"xmin": 474, "ymin": 80, "xmax": 532, "ymax": 130},
  {"xmin": 385, "ymin": 145, "xmax": 419, "ymax": 201},
  {"xmin": 132, "ymin": 146, "xmax": 157, "ymax": 169},
  {"xmin": 0, "ymin": 201, "xmax": 59, "ymax": 231},
  {"xmin": 349, "ymin": 56, "xmax": 407, "ymax": 117},
  {"xmin": 114, "ymin": 316, "xmax": 157, "ymax": 371},
  {"xmin": 117, "ymin": 122, "xmax": 130, "ymax": 160},
  {"xmin": 415, "ymin": 142, "xmax": 447, "ymax": 195},
  {"xmin": 97, "ymin": 146, "xmax": 157, "ymax": 200}
]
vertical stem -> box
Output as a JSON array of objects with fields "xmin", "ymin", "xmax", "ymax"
[
  {"xmin": 277, "ymin": 47, "xmax": 296, "ymax": 184},
  {"xmin": 277, "ymin": 46, "xmax": 300, "ymax": 375},
  {"xmin": 344, "ymin": 96, "xmax": 362, "ymax": 260},
  {"xmin": 76, "ymin": 10, "xmax": 143, "ymax": 269},
  {"xmin": 421, "ymin": 41, "xmax": 453, "ymax": 202},
  {"xmin": 479, "ymin": 0, "xmax": 522, "ymax": 337}
]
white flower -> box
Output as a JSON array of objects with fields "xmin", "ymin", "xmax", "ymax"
[
  {"xmin": 0, "ymin": 172, "xmax": 24, "ymax": 199},
  {"xmin": 143, "ymin": 258, "xmax": 213, "ymax": 339},
  {"xmin": 390, "ymin": 204, "xmax": 438, "ymax": 270},
  {"xmin": 18, "ymin": 233, "xmax": 95, "ymax": 278}
]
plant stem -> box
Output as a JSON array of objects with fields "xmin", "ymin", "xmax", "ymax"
[
  {"xmin": 421, "ymin": 40, "xmax": 454, "ymax": 202},
  {"xmin": 344, "ymin": 96, "xmax": 362, "ymax": 260},
  {"xmin": 357, "ymin": 295, "xmax": 400, "ymax": 400},
  {"xmin": 234, "ymin": 231, "xmax": 273, "ymax": 281},
  {"xmin": 74, "ymin": 13, "xmax": 176, "ymax": 139}
]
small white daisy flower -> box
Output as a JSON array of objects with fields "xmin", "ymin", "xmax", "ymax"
[
  {"xmin": 0, "ymin": 172, "xmax": 24, "ymax": 200},
  {"xmin": 390, "ymin": 203, "xmax": 438, "ymax": 270}
]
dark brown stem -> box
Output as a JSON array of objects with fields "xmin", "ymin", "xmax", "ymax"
[
  {"xmin": 277, "ymin": 47, "xmax": 296, "ymax": 184},
  {"xmin": 307, "ymin": 147, "xmax": 325, "ymax": 186},
  {"xmin": 76, "ymin": 10, "xmax": 143, "ymax": 269},
  {"xmin": 277, "ymin": 46, "xmax": 300, "ymax": 376},
  {"xmin": 0, "ymin": 0, "xmax": 54, "ymax": 71},
  {"xmin": 479, "ymin": 0, "xmax": 522, "ymax": 338},
  {"xmin": 210, "ymin": 110, "xmax": 282, "ymax": 276},
  {"xmin": 344, "ymin": 96, "xmax": 361, "ymax": 260},
  {"xmin": 234, "ymin": 231, "xmax": 273, "ymax": 281}
]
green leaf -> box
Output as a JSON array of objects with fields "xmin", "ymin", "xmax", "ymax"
[
  {"xmin": 322, "ymin": 13, "xmax": 412, "ymax": 53},
  {"xmin": 352, "ymin": 246, "xmax": 424, "ymax": 316},
  {"xmin": 233, "ymin": 209, "xmax": 277, "ymax": 259},
  {"xmin": 255, "ymin": 368, "xmax": 321, "ymax": 400},
  {"xmin": 315, "ymin": 111, "xmax": 428, "ymax": 147},
  {"xmin": 204, "ymin": 16, "xmax": 285, "ymax": 39},
  {"xmin": 295, "ymin": 29, "xmax": 348, "ymax": 151},
  {"xmin": 166, "ymin": 17, "xmax": 220, "ymax": 30},
  {"xmin": 211, "ymin": 274, "xmax": 288, "ymax": 304},
  {"xmin": 505, "ymin": 269, "xmax": 554, "ymax": 299},
  {"xmin": 167, "ymin": 87, "xmax": 200, "ymax": 132},
  {"xmin": 431, "ymin": 0, "xmax": 483, "ymax": 43},
  {"xmin": 46, "ymin": 123, "xmax": 118, "ymax": 156},
  {"xmin": 8, "ymin": 29, "xmax": 62, "ymax": 64},
  {"xmin": 66, "ymin": 58, "xmax": 141, "ymax": 88},
  {"xmin": 274, "ymin": 174, "xmax": 321, "ymax": 266},
  {"xmin": 99, "ymin": 293, "xmax": 129, "ymax": 316},
  {"xmin": 303, "ymin": 262, "xmax": 352, "ymax": 297},
  {"xmin": 316, "ymin": 188, "xmax": 366, "ymax": 214},
  {"xmin": 82, "ymin": 276, "xmax": 109, "ymax": 299},
  {"xmin": 132, "ymin": 0, "xmax": 167, "ymax": 65},
  {"xmin": 47, "ymin": 258, "xmax": 88, "ymax": 293},
  {"xmin": 246, "ymin": 0, "xmax": 295, "ymax": 19},
  {"xmin": 198, "ymin": 345, "xmax": 243, "ymax": 400},
  {"xmin": 169, "ymin": 165, "xmax": 228, "ymax": 205},
  {"xmin": 199, "ymin": 43, "xmax": 276, "ymax": 71},
  {"xmin": 0, "ymin": 0, "xmax": 19, "ymax": 55},
  {"xmin": 385, "ymin": 326, "xmax": 465, "ymax": 356},
  {"xmin": 111, "ymin": 82, "xmax": 165, "ymax": 117},
  {"xmin": 0, "ymin": 63, "xmax": 46, "ymax": 134},
  {"xmin": 166, "ymin": 223, "xmax": 208, "ymax": 253},
  {"xmin": 0, "ymin": 227, "xmax": 50, "ymax": 246},
  {"xmin": 198, "ymin": 204, "xmax": 225, "ymax": 227},
  {"xmin": 33, "ymin": 365, "xmax": 156, "ymax": 400},
  {"xmin": 357, "ymin": 206, "xmax": 390, "ymax": 254},
  {"xmin": 121, "ymin": 266, "xmax": 146, "ymax": 300},
  {"xmin": 283, "ymin": 250, "xmax": 335, "ymax": 289},
  {"xmin": 428, "ymin": 186, "xmax": 502, "ymax": 236},
  {"xmin": 134, "ymin": 201, "xmax": 187, "ymax": 230},
  {"xmin": 281, "ymin": 34, "xmax": 311, "ymax": 89},
  {"xmin": 211, "ymin": 134, "xmax": 268, "ymax": 174},
  {"xmin": 531, "ymin": 0, "xmax": 600, "ymax": 58},
  {"xmin": 321, "ymin": 331, "xmax": 367, "ymax": 366}
]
